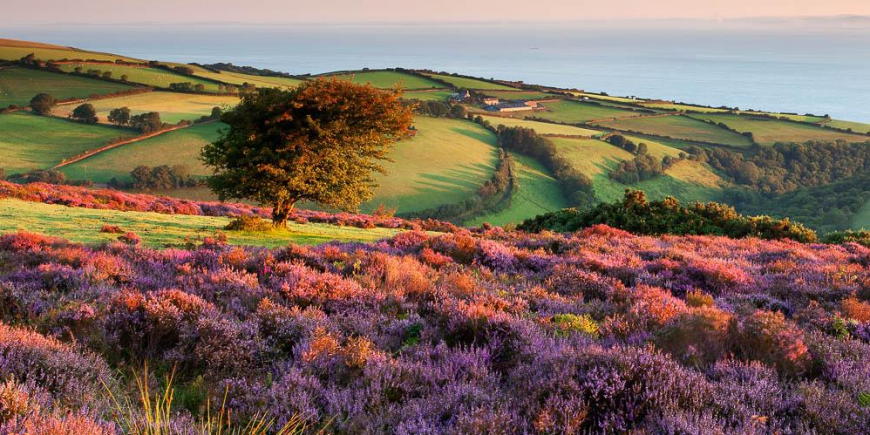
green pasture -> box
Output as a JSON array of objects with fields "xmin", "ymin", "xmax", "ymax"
[
  {"xmin": 0, "ymin": 112, "xmax": 133, "ymax": 174},
  {"xmin": 361, "ymin": 117, "xmax": 500, "ymax": 213},
  {"xmin": 192, "ymin": 69, "xmax": 305, "ymax": 88},
  {"xmin": 52, "ymin": 91, "xmax": 239, "ymax": 124},
  {"xmin": 822, "ymin": 120, "xmax": 870, "ymax": 135},
  {"xmin": 478, "ymin": 115, "xmax": 601, "ymax": 137},
  {"xmin": 594, "ymin": 115, "xmax": 755, "ymax": 147},
  {"xmin": 56, "ymin": 64, "xmax": 221, "ymax": 91},
  {"xmin": 640, "ymin": 102, "xmax": 730, "ymax": 113},
  {"xmin": 689, "ymin": 113, "xmax": 870, "ymax": 146},
  {"xmin": 0, "ymin": 67, "xmax": 134, "ymax": 107},
  {"xmin": 61, "ymin": 122, "xmax": 223, "ymax": 183},
  {"xmin": 572, "ymin": 92, "xmax": 643, "ymax": 104},
  {"xmin": 0, "ymin": 39, "xmax": 141, "ymax": 62},
  {"xmin": 402, "ymin": 89, "xmax": 454, "ymax": 101},
  {"xmin": 0, "ymin": 198, "xmax": 400, "ymax": 248},
  {"xmin": 326, "ymin": 70, "xmax": 443, "ymax": 90},
  {"xmin": 465, "ymin": 153, "xmax": 569, "ymax": 227},
  {"xmin": 421, "ymin": 73, "xmax": 516, "ymax": 90},
  {"xmin": 533, "ymin": 100, "xmax": 641, "ymax": 124}
]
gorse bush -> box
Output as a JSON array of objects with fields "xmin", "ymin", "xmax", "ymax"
[{"xmin": 519, "ymin": 189, "xmax": 818, "ymax": 242}]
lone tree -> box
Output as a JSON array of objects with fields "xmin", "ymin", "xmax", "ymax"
[
  {"xmin": 130, "ymin": 112, "xmax": 162, "ymax": 134},
  {"xmin": 71, "ymin": 103, "xmax": 98, "ymax": 124},
  {"xmin": 30, "ymin": 93, "xmax": 56, "ymax": 115},
  {"xmin": 108, "ymin": 107, "xmax": 131, "ymax": 126},
  {"xmin": 201, "ymin": 78, "xmax": 413, "ymax": 227}
]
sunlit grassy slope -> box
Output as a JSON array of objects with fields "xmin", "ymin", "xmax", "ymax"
[
  {"xmin": 0, "ymin": 67, "xmax": 134, "ymax": 107},
  {"xmin": 0, "ymin": 112, "xmax": 133, "ymax": 174},
  {"xmin": 61, "ymin": 122, "xmax": 222, "ymax": 183},
  {"xmin": 0, "ymin": 198, "xmax": 401, "ymax": 248},
  {"xmin": 52, "ymin": 91, "xmax": 239, "ymax": 124}
]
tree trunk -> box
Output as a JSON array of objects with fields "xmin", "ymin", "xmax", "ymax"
[{"xmin": 272, "ymin": 199, "xmax": 296, "ymax": 228}]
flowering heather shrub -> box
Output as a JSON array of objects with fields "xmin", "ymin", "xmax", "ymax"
[
  {"xmin": 1, "ymin": 226, "xmax": 870, "ymax": 431},
  {"xmin": 117, "ymin": 231, "xmax": 141, "ymax": 245},
  {"xmin": 99, "ymin": 224, "xmax": 123, "ymax": 234}
]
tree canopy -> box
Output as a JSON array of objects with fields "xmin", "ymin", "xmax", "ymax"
[
  {"xmin": 71, "ymin": 103, "xmax": 98, "ymax": 124},
  {"xmin": 201, "ymin": 78, "xmax": 413, "ymax": 226},
  {"xmin": 29, "ymin": 93, "xmax": 56, "ymax": 115}
]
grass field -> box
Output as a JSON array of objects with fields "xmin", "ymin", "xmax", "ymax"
[
  {"xmin": 52, "ymin": 92, "xmax": 239, "ymax": 124},
  {"xmin": 421, "ymin": 73, "xmax": 516, "ymax": 90},
  {"xmin": 572, "ymin": 92, "xmax": 643, "ymax": 103},
  {"xmin": 361, "ymin": 117, "xmax": 500, "ymax": 213},
  {"xmin": 689, "ymin": 113, "xmax": 870, "ymax": 146},
  {"xmin": 595, "ymin": 115, "xmax": 755, "ymax": 147},
  {"xmin": 549, "ymin": 137, "xmax": 723, "ymax": 203},
  {"xmin": 326, "ymin": 71, "xmax": 443, "ymax": 90},
  {"xmin": 640, "ymin": 102, "xmax": 730, "ymax": 113},
  {"xmin": 0, "ymin": 198, "xmax": 400, "ymax": 248},
  {"xmin": 478, "ymin": 115, "xmax": 601, "ymax": 136},
  {"xmin": 0, "ymin": 112, "xmax": 133, "ymax": 174},
  {"xmin": 0, "ymin": 67, "xmax": 135, "ymax": 107},
  {"xmin": 402, "ymin": 89, "xmax": 454, "ymax": 101},
  {"xmin": 850, "ymin": 198, "xmax": 870, "ymax": 230},
  {"xmin": 61, "ymin": 122, "xmax": 223, "ymax": 183},
  {"xmin": 464, "ymin": 153, "xmax": 569, "ymax": 227},
  {"xmin": 480, "ymin": 90, "xmax": 555, "ymax": 100},
  {"xmin": 823, "ymin": 120, "xmax": 870, "ymax": 134},
  {"xmin": 533, "ymin": 100, "xmax": 641, "ymax": 124},
  {"xmin": 0, "ymin": 39, "xmax": 141, "ymax": 62},
  {"xmin": 56, "ymin": 64, "xmax": 221, "ymax": 92},
  {"xmin": 190, "ymin": 69, "xmax": 305, "ymax": 88}
]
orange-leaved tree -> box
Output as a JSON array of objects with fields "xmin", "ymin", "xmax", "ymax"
[{"xmin": 201, "ymin": 78, "xmax": 413, "ymax": 227}]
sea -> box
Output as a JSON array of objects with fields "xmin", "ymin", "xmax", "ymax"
[{"xmin": 3, "ymin": 21, "xmax": 870, "ymax": 122}]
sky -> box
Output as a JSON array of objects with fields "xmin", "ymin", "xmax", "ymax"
[{"xmin": 3, "ymin": 0, "xmax": 870, "ymax": 25}]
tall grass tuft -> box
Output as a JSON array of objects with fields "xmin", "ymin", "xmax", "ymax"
[{"xmin": 104, "ymin": 365, "xmax": 330, "ymax": 435}]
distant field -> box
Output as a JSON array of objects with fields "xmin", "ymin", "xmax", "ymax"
[
  {"xmin": 52, "ymin": 92, "xmax": 239, "ymax": 124},
  {"xmin": 621, "ymin": 135, "xmax": 684, "ymax": 159},
  {"xmin": 534, "ymin": 100, "xmax": 640, "ymax": 124},
  {"xmin": 0, "ymin": 67, "xmax": 134, "ymax": 107},
  {"xmin": 0, "ymin": 199, "xmax": 400, "ymax": 248},
  {"xmin": 61, "ymin": 122, "xmax": 222, "ymax": 183},
  {"xmin": 551, "ymin": 137, "xmax": 634, "ymax": 177},
  {"xmin": 326, "ymin": 70, "xmax": 443, "ymax": 90},
  {"xmin": 56, "ymin": 64, "xmax": 221, "ymax": 91},
  {"xmin": 362, "ymin": 117, "xmax": 499, "ymax": 213},
  {"xmin": 689, "ymin": 113, "xmax": 870, "ymax": 146},
  {"xmin": 478, "ymin": 115, "xmax": 600, "ymax": 136},
  {"xmin": 823, "ymin": 120, "xmax": 870, "ymax": 134},
  {"xmin": 480, "ymin": 90, "xmax": 555, "ymax": 100},
  {"xmin": 592, "ymin": 171, "xmax": 723, "ymax": 204},
  {"xmin": 402, "ymin": 89, "xmax": 453, "ymax": 101},
  {"xmin": 572, "ymin": 92, "xmax": 643, "ymax": 104},
  {"xmin": 464, "ymin": 153, "xmax": 569, "ymax": 227},
  {"xmin": 0, "ymin": 39, "xmax": 141, "ymax": 62},
  {"xmin": 640, "ymin": 102, "xmax": 730, "ymax": 113},
  {"xmin": 191, "ymin": 69, "xmax": 305, "ymax": 88},
  {"xmin": 0, "ymin": 112, "xmax": 132, "ymax": 174},
  {"xmin": 595, "ymin": 115, "xmax": 755, "ymax": 147},
  {"xmin": 421, "ymin": 73, "xmax": 516, "ymax": 90}
]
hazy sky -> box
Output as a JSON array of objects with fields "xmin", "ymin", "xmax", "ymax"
[{"xmin": 3, "ymin": 0, "xmax": 870, "ymax": 25}]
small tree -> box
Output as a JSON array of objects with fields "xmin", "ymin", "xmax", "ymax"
[
  {"xmin": 201, "ymin": 79, "xmax": 413, "ymax": 227},
  {"xmin": 30, "ymin": 93, "xmax": 56, "ymax": 115},
  {"xmin": 71, "ymin": 103, "xmax": 98, "ymax": 124},
  {"xmin": 130, "ymin": 112, "xmax": 162, "ymax": 134},
  {"xmin": 108, "ymin": 107, "xmax": 132, "ymax": 126}
]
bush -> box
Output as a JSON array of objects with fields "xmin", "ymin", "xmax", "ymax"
[
  {"xmin": 224, "ymin": 215, "xmax": 274, "ymax": 231},
  {"xmin": 519, "ymin": 189, "xmax": 818, "ymax": 243}
]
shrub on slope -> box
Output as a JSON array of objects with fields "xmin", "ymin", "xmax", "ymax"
[{"xmin": 518, "ymin": 189, "xmax": 817, "ymax": 242}]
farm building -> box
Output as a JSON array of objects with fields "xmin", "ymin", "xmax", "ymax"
[
  {"xmin": 450, "ymin": 90, "xmax": 472, "ymax": 101},
  {"xmin": 482, "ymin": 97, "xmax": 500, "ymax": 105},
  {"xmin": 484, "ymin": 101, "xmax": 538, "ymax": 112}
]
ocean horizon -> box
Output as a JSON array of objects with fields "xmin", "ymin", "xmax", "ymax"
[{"xmin": 3, "ymin": 21, "xmax": 869, "ymax": 122}]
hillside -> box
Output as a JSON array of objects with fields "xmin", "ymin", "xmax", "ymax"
[{"xmin": 3, "ymin": 37, "xmax": 870, "ymax": 231}]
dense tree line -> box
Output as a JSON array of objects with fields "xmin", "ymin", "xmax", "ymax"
[
  {"xmin": 169, "ymin": 82, "xmax": 207, "ymax": 92},
  {"xmin": 129, "ymin": 112, "xmax": 163, "ymax": 133},
  {"xmin": 688, "ymin": 140, "xmax": 870, "ymax": 194},
  {"xmin": 200, "ymin": 62, "xmax": 298, "ymax": 78},
  {"xmin": 12, "ymin": 169, "xmax": 92, "ymax": 187},
  {"xmin": 493, "ymin": 125, "xmax": 597, "ymax": 208},
  {"xmin": 109, "ymin": 165, "xmax": 199, "ymax": 191},
  {"xmin": 727, "ymin": 172, "xmax": 870, "ymax": 233},
  {"xmin": 411, "ymin": 100, "xmax": 466, "ymax": 118},
  {"xmin": 518, "ymin": 189, "xmax": 817, "ymax": 242}
]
